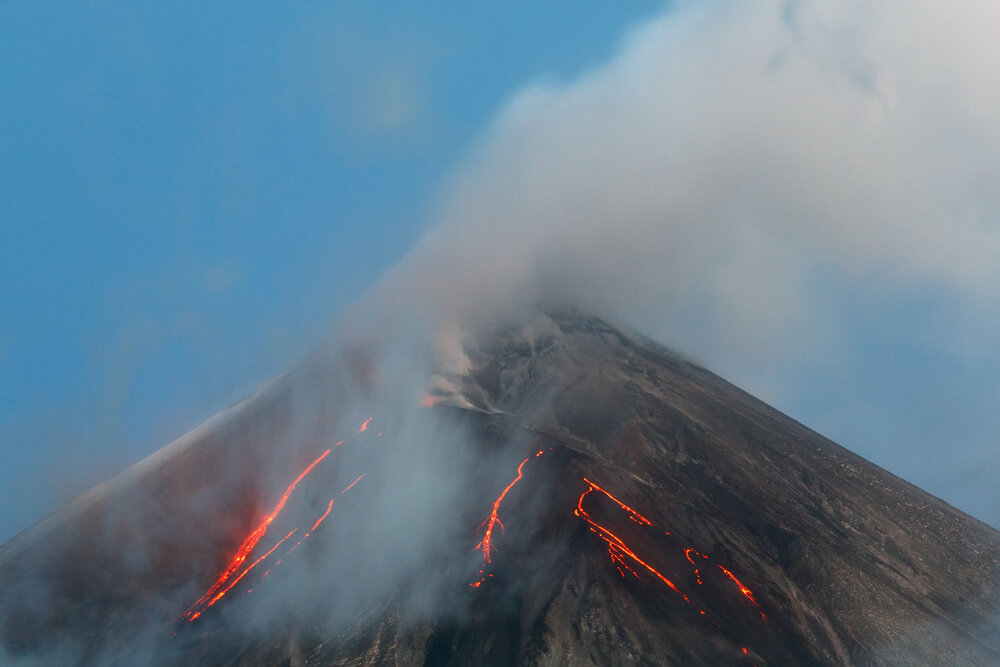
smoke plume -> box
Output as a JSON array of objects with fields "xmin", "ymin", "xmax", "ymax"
[
  {"xmin": 378, "ymin": 0, "xmax": 1000, "ymax": 380},
  {"xmin": 6, "ymin": 1, "xmax": 1000, "ymax": 663}
]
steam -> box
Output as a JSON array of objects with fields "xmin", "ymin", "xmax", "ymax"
[
  {"xmin": 6, "ymin": 0, "xmax": 1000, "ymax": 663},
  {"xmin": 380, "ymin": 0, "xmax": 1000, "ymax": 380}
]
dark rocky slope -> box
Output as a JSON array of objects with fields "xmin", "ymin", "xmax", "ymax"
[{"xmin": 2, "ymin": 312, "xmax": 999, "ymax": 665}]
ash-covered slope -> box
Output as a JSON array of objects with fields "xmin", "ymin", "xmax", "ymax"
[
  {"xmin": 446, "ymin": 313, "xmax": 1000, "ymax": 665},
  {"xmin": 2, "ymin": 312, "xmax": 1000, "ymax": 666}
]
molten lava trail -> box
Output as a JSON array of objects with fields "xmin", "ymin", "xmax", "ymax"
[
  {"xmin": 207, "ymin": 529, "xmax": 297, "ymax": 607},
  {"xmin": 186, "ymin": 528, "xmax": 299, "ymax": 621},
  {"xmin": 685, "ymin": 548, "xmax": 708, "ymax": 585},
  {"xmin": 311, "ymin": 498, "xmax": 335, "ymax": 531},
  {"xmin": 477, "ymin": 451, "xmax": 544, "ymax": 565},
  {"xmin": 718, "ymin": 565, "xmax": 766, "ymax": 620},
  {"xmin": 575, "ymin": 486, "xmax": 684, "ymax": 595},
  {"xmin": 181, "ymin": 449, "xmax": 331, "ymax": 621},
  {"xmin": 576, "ymin": 478, "xmax": 766, "ymax": 628},
  {"xmin": 582, "ymin": 478, "xmax": 653, "ymax": 526},
  {"xmin": 181, "ymin": 416, "xmax": 380, "ymax": 624},
  {"xmin": 470, "ymin": 450, "xmax": 544, "ymax": 587},
  {"xmin": 281, "ymin": 492, "xmax": 341, "ymax": 558},
  {"xmin": 341, "ymin": 473, "xmax": 365, "ymax": 494}
]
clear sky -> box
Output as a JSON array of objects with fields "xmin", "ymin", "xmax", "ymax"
[
  {"xmin": 0, "ymin": 1, "xmax": 662, "ymax": 542},
  {"xmin": 3, "ymin": 0, "xmax": 1000, "ymax": 545}
]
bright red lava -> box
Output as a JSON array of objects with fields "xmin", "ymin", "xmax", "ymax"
[
  {"xmin": 718, "ymin": 565, "xmax": 767, "ymax": 621},
  {"xmin": 470, "ymin": 450, "xmax": 544, "ymax": 587},
  {"xmin": 341, "ymin": 473, "xmax": 365, "ymax": 494},
  {"xmin": 311, "ymin": 499, "xmax": 335, "ymax": 531},
  {"xmin": 575, "ymin": 485, "xmax": 684, "ymax": 596},
  {"xmin": 183, "ymin": 416, "xmax": 381, "ymax": 624},
  {"xmin": 685, "ymin": 548, "xmax": 708, "ymax": 585},
  {"xmin": 573, "ymin": 477, "xmax": 766, "ymax": 634},
  {"xmin": 182, "ymin": 409, "xmax": 766, "ymax": 657},
  {"xmin": 207, "ymin": 529, "xmax": 297, "ymax": 608},
  {"xmin": 582, "ymin": 478, "xmax": 653, "ymax": 526},
  {"xmin": 180, "ymin": 448, "xmax": 331, "ymax": 621}
]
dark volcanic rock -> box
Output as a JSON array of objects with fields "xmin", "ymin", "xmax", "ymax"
[{"xmin": 2, "ymin": 311, "xmax": 999, "ymax": 665}]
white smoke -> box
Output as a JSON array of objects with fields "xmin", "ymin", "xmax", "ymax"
[
  {"xmin": 7, "ymin": 1, "xmax": 1000, "ymax": 662},
  {"xmin": 379, "ymin": 0, "xmax": 1000, "ymax": 384}
]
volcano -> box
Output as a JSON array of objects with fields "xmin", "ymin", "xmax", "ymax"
[{"xmin": 2, "ymin": 311, "xmax": 999, "ymax": 666}]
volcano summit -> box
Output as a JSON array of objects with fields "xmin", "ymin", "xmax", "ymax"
[{"xmin": 2, "ymin": 311, "xmax": 999, "ymax": 665}]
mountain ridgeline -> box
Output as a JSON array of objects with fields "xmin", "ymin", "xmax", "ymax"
[{"xmin": 2, "ymin": 312, "xmax": 999, "ymax": 665}]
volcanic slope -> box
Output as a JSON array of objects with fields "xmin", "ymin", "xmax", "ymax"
[{"xmin": 2, "ymin": 311, "xmax": 1000, "ymax": 666}]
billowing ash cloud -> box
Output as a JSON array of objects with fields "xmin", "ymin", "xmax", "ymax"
[{"xmin": 376, "ymin": 0, "xmax": 1000, "ymax": 379}]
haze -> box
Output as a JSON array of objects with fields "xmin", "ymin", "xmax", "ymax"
[{"xmin": 3, "ymin": 0, "xmax": 1000, "ymax": 546}]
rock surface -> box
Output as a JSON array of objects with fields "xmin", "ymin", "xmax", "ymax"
[{"xmin": 3, "ymin": 311, "xmax": 999, "ymax": 665}]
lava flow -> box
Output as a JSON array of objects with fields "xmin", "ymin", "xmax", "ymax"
[
  {"xmin": 470, "ymin": 450, "xmax": 544, "ymax": 587},
  {"xmin": 341, "ymin": 473, "xmax": 366, "ymax": 494},
  {"xmin": 180, "ymin": 448, "xmax": 331, "ymax": 621},
  {"xmin": 311, "ymin": 498, "xmax": 335, "ymax": 531},
  {"xmin": 281, "ymin": 498, "xmax": 337, "ymax": 559},
  {"xmin": 205, "ymin": 529, "xmax": 298, "ymax": 609},
  {"xmin": 574, "ymin": 478, "xmax": 766, "ymax": 625},
  {"xmin": 181, "ymin": 417, "xmax": 377, "ymax": 624},
  {"xmin": 719, "ymin": 564, "xmax": 766, "ymax": 620},
  {"xmin": 575, "ymin": 484, "xmax": 685, "ymax": 597},
  {"xmin": 685, "ymin": 548, "xmax": 708, "ymax": 585},
  {"xmin": 582, "ymin": 478, "xmax": 654, "ymax": 527}
]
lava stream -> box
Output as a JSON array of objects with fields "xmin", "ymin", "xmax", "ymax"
[
  {"xmin": 577, "ymin": 478, "xmax": 766, "ymax": 628},
  {"xmin": 311, "ymin": 498, "xmax": 335, "ymax": 531},
  {"xmin": 582, "ymin": 478, "xmax": 653, "ymax": 526},
  {"xmin": 181, "ymin": 416, "xmax": 379, "ymax": 624},
  {"xmin": 685, "ymin": 548, "xmax": 708, "ymax": 585},
  {"xmin": 576, "ymin": 486, "xmax": 684, "ymax": 596},
  {"xmin": 181, "ymin": 448, "xmax": 331, "ymax": 621},
  {"xmin": 187, "ymin": 528, "xmax": 299, "ymax": 621},
  {"xmin": 341, "ymin": 473, "xmax": 365, "ymax": 494},
  {"xmin": 470, "ymin": 450, "xmax": 544, "ymax": 587},
  {"xmin": 718, "ymin": 564, "xmax": 766, "ymax": 620}
]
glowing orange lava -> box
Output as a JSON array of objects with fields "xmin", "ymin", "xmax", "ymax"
[
  {"xmin": 282, "ymin": 496, "xmax": 339, "ymax": 558},
  {"xmin": 311, "ymin": 498, "xmax": 335, "ymax": 531},
  {"xmin": 685, "ymin": 548, "xmax": 708, "ymax": 584},
  {"xmin": 181, "ymin": 414, "xmax": 385, "ymax": 625},
  {"xmin": 470, "ymin": 450, "xmax": 544, "ymax": 587},
  {"xmin": 575, "ymin": 477, "xmax": 765, "ymax": 630},
  {"xmin": 718, "ymin": 565, "xmax": 766, "ymax": 620},
  {"xmin": 206, "ymin": 528, "xmax": 297, "ymax": 611},
  {"xmin": 341, "ymin": 473, "xmax": 365, "ymax": 494},
  {"xmin": 575, "ymin": 486, "xmax": 684, "ymax": 595},
  {"xmin": 181, "ymin": 449, "xmax": 330, "ymax": 621},
  {"xmin": 476, "ymin": 453, "xmax": 539, "ymax": 564},
  {"xmin": 582, "ymin": 478, "xmax": 653, "ymax": 526}
]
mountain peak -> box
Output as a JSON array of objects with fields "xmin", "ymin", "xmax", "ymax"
[{"xmin": 2, "ymin": 312, "xmax": 999, "ymax": 665}]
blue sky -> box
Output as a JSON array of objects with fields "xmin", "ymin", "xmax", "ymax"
[
  {"xmin": 0, "ymin": 2, "xmax": 662, "ymax": 542},
  {"xmin": 4, "ymin": 0, "xmax": 1000, "ymax": 545}
]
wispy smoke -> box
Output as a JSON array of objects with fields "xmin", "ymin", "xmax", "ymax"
[
  {"xmin": 6, "ymin": 0, "xmax": 1000, "ymax": 662},
  {"xmin": 380, "ymin": 0, "xmax": 1000, "ymax": 382}
]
